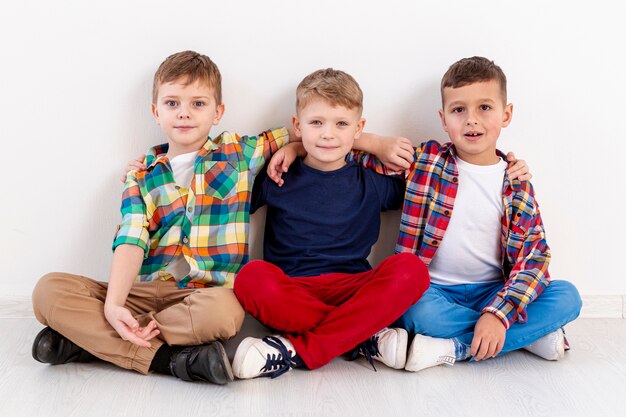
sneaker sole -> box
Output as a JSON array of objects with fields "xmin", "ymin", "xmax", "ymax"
[{"xmin": 392, "ymin": 328, "xmax": 408, "ymax": 369}]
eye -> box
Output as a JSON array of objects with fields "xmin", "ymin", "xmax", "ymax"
[
  {"xmin": 166, "ymin": 100, "xmax": 177, "ymax": 107},
  {"xmin": 479, "ymin": 104, "xmax": 491, "ymax": 111},
  {"xmin": 451, "ymin": 107, "xmax": 464, "ymax": 113},
  {"xmin": 310, "ymin": 120, "xmax": 322, "ymax": 126},
  {"xmin": 193, "ymin": 101, "xmax": 205, "ymax": 107},
  {"xmin": 337, "ymin": 121, "xmax": 349, "ymax": 127}
]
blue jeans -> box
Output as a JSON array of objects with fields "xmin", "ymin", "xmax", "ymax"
[{"xmin": 395, "ymin": 280, "xmax": 582, "ymax": 355}]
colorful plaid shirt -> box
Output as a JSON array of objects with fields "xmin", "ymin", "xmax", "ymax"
[
  {"xmin": 113, "ymin": 128, "xmax": 288, "ymax": 289},
  {"xmin": 349, "ymin": 140, "xmax": 551, "ymax": 329}
]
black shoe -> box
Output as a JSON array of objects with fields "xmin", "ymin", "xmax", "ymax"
[
  {"xmin": 32, "ymin": 327, "xmax": 96, "ymax": 365},
  {"xmin": 169, "ymin": 342, "xmax": 233, "ymax": 385}
]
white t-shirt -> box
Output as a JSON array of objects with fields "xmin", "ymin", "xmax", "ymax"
[
  {"xmin": 428, "ymin": 157, "xmax": 508, "ymax": 286},
  {"xmin": 163, "ymin": 150, "xmax": 198, "ymax": 280}
]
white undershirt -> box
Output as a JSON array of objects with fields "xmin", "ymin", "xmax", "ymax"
[
  {"xmin": 169, "ymin": 150, "xmax": 199, "ymax": 188},
  {"xmin": 164, "ymin": 150, "xmax": 198, "ymax": 280},
  {"xmin": 428, "ymin": 157, "xmax": 508, "ymax": 285}
]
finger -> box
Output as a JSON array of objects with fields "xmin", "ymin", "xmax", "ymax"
[
  {"xmin": 135, "ymin": 154, "xmax": 146, "ymax": 163},
  {"xmin": 517, "ymin": 173, "xmax": 532, "ymax": 181},
  {"xmin": 470, "ymin": 335, "xmax": 481, "ymax": 358},
  {"xmin": 493, "ymin": 341, "xmax": 503, "ymax": 358},
  {"xmin": 506, "ymin": 151, "xmax": 517, "ymax": 162},
  {"xmin": 120, "ymin": 314, "xmax": 140, "ymax": 332},
  {"xmin": 475, "ymin": 341, "xmax": 489, "ymax": 361}
]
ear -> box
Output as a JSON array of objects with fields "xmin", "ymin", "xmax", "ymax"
[
  {"xmin": 152, "ymin": 103, "xmax": 160, "ymax": 125},
  {"xmin": 213, "ymin": 103, "xmax": 225, "ymax": 125},
  {"xmin": 292, "ymin": 114, "xmax": 301, "ymax": 137},
  {"xmin": 438, "ymin": 109, "xmax": 448, "ymax": 132},
  {"xmin": 353, "ymin": 118, "xmax": 366, "ymax": 139},
  {"xmin": 501, "ymin": 103, "xmax": 513, "ymax": 127}
]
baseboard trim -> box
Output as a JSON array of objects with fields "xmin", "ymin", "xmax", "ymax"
[{"xmin": 1, "ymin": 294, "xmax": 624, "ymax": 319}]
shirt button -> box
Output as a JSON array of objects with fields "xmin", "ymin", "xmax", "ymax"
[
  {"xmin": 183, "ymin": 237, "xmax": 189, "ymax": 244},
  {"xmin": 175, "ymin": 185, "xmax": 181, "ymax": 190},
  {"xmin": 515, "ymin": 213, "xmax": 521, "ymax": 217},
  {"xmin": 452, "ymin": 177, "xmax": 458, "ymax": 183},
  {"xmin": 444, "ymin": 210, "xmax": 450, "ymax": 216},
  {"xmin": 433, "ymin": 240, "xmax": 439, "ymax": 246},
  {"xmin": 187, "ymin": 207, "xmax": 193, "ymax": 213}
]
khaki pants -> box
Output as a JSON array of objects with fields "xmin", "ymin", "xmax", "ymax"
[{"xmin": 32, "ymin": 272, "xmax": 245, "ymax": 374}]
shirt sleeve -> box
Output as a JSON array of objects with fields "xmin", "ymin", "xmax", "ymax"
[
  {"xmin": 346, "ymin": 150, "xmax": 394, "ymax": 175},
  {"xmin": 241, "ymin": 127, "xmax": 289, "ymax": 176},
  {"xmin": 112, "ymin": 172, "xmax": 150, "ymax": 254},
  {"xmin": 482, "ymin": 182, "xmax": 551, "ymax": 329},
  {"xmin": 370, "ymin": 171, "xmax": 406, "ymax": 211}
]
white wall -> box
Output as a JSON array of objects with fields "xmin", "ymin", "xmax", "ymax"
[{"xmin": 1, "ymin": 0, "xmax": 624, "ymax": 297}]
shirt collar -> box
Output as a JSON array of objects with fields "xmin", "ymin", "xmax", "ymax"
[
  {"xmin": 442, "ymin": 143, "xmax": 522, "ymax": 192},
  {"xmin": 144, "ymin": 136, "xmax": 219, "ymax": 171}
]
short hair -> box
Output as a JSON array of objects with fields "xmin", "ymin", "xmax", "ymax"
[
  {"xmin": 441, "ymin": 56, "xmax": 507, "ymax": 104},
  {"xmin": 296, "ymin": 68, "xmax": 363, "ymax": 113},
  {"xmin": 152, "ymin": 50, "xmax": 222, "ymax": 104}
]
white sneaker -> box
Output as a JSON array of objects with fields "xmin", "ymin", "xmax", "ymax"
[
  {"xmin": 350, "ymin": 327, "xmax": 409, "ymax": 370},
  {"xmin": 373, "ymin": 328, "xmax": 409, "ymax": 369},
  {"xmin": 405, "ymin": 334, "xmax": 456, "ymax": 372},
  {"xmin": 523, "ymin": 329, "xmax": 565, "ymax": 360},
  {"xmin": 232, "ymin": 336, "xmax": 302, "ymax": 379}
]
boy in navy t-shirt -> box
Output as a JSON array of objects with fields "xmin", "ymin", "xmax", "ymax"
[{"xmin": 231, "ymin": 68, "xmax": 429, "ymax": 379}]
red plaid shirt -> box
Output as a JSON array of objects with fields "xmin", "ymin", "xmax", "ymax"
[{"xmin": 349, "ymin": 140, "xmax": 551, "ymax": 328}]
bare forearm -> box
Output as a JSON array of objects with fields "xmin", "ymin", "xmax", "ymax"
[
  {"xmin": 353, "ymin": 132, "xmax": 382, "ymax": 154},
  {"xmin": 105, "ymin": 244, "xmax": 144, "ymax": 309}
]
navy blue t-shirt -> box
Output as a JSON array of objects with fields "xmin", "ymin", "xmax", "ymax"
[{"xmin": 251, "ymin": 158, "xmax": 405, "ymax": 277}]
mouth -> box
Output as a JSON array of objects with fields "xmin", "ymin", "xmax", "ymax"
[
  {"xmin": 175, "ymin": 126, "xmax": 195, "ymax": 131},
  {"xmin": 464, "ymin": 131, "xmax": 483, "ymax": 141}
]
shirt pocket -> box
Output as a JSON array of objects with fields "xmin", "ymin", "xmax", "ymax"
[{"xmin": 203, "ymin": 161, "xmax": 239, "ymax": 200}]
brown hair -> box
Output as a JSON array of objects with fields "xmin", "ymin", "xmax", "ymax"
[
  {"xmin": 152, "ymin": 50, "xmax": 222, "ymax": 104},
  {"xmin": 296, "ymin": 68, "xmax": 363, "ymax": 113},
  {"xmin": 441, "ymin": 56, "xmax": 507, "ymax": 104}
]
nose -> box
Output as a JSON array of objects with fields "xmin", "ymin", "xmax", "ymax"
[
  {"xmin": 177, "ymin": 104, "xmax": 191, "ymax": 119},
  {"xmin": 321, "ymin": 125, "xmax": 334, "ymax": 139},
  {"xmin": 465, "ymin": 110, "xmax": 478, "ymax": 126}
]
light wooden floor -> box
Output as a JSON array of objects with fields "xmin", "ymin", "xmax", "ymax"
[{"xmin": 0, "ymin": 317, "xmax": 624, "ymax": 417}]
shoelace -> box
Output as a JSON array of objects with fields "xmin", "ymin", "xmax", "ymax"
[
  {"xmin": 260, "ymin": 336, "xmax": 299, "ymax": 378},
  {"xmin": 347, "ymin": 335, "xmax": 380, "ymax": 371}
]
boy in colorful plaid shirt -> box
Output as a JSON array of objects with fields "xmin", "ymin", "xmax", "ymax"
[
  {"xmin": 349, "ymin": 56, "xmax": 582, "ymax": 371},
  {"xmin": 31, "ymin": 51, "xmax": 289, "ymax": 384}
]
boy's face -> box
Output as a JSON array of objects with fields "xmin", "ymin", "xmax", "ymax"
[
  {"xmin": 293, "ymin": 98, "xmax": 365, "ymax": 171},
  {"xmin": 152, "ymin": 78, "xmax": 224, "ymax": 157},
  {"xmin": 439, "ymin": 80, "xmax": 512, "ymax": 165}
]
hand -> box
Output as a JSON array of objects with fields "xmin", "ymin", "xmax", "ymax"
[
  {"xmin": 377, "ymin": 136, "xmax": 414, "ymax": 172},
  {"xmin": 267, "ymin": 144, "xmax": 300, "ymax": 187},
  {"xmin": 120, "ymin": 154, "xmax": 147, "ymax": 182},
  {"xmin": 470, "ymin": 313, "xmax": 506, "ymax": 361},
  {"xmin": 506, "ymin": 152, "xmax": 532, "ymax": 181},
  {"xmin": 104, "ymin": 304, "xmax": 160, "ymax": 348}
]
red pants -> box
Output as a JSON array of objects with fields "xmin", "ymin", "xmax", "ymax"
[{"xmin": 233, "ymin": 253, "xmax": 429, "ymax": 369}]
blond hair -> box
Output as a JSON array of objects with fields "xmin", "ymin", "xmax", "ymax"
[{"xmin": 296, "ymin": 68, "xmax": 363, "ymax": 113}]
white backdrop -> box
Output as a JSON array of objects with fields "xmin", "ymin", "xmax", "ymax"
[{"xmin": 1, "ymin": 0, "xmax": 624, "ymax": 297}]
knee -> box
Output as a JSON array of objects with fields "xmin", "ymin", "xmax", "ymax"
[
  {"xmin": 197, "ymin": 288, "xmax": 245, "ymax": 341},
  {"xmin": 395, "ymin": 292, "xmax": 442, "ymax": 335},
  {"xmin": 32, "ymin": 272, "xmax": 73, "ymax": 323},
  {"xmin": 552, "ymin": 280, "xmax": 583, "ymax": 320},
  {"xmin": 386, "ymin": 253, "xmax": 430, "ymax": 299},
  {"xmin": 234, "ymin": 261, "xmax": 285, "ymax": 307}
]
